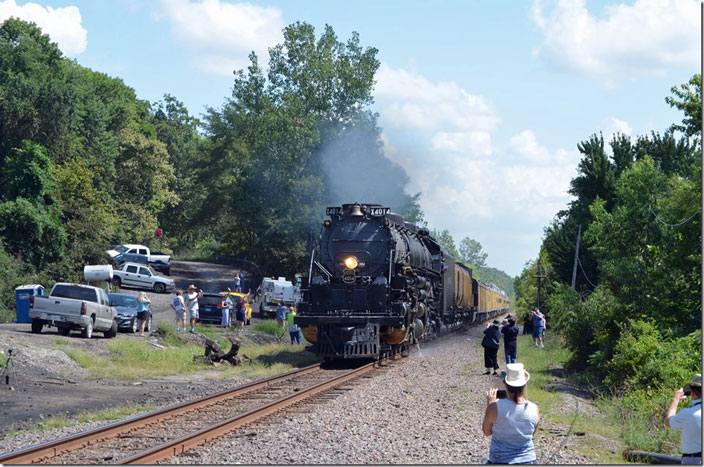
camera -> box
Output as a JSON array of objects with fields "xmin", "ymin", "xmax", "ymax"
[
  {"xmin": 684, "ymin": 389, "xmax": 691, "ymax": 396},
  {"xmin": 496, "ymin": 389, "xmax": 507, "ymax": 399}
]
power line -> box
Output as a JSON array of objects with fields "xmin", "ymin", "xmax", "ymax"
[
  {"xmin": 577, "ymin": 257, "xmax": 598, "ymax": 288},
  {"xmin": 649, "ymin": 205, "xmax": 701, "ymax": 227}
]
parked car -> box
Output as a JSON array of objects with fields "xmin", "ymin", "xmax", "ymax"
[
  {"xmin": 108, "ymin": 293, "xmax": 152, "ymax": 333},
  {"xmin": 29, "ymin": 283, "xmax": 118, "ymax": 338},
  {"xmin": 113, "ymin": 252, "xmax": 171, "ymax": 276},
  {"xmin": 197, "ymin": 293, "xmax": 227, "ymax": 324},
  {"xmin": 220, "ymin": 291, "xmax": 253, "ymax": 325},
  {"xmin": 112, "ymin": 262, "xmax": 174, "ymax": 293},
  {"xmin": 106, "ymin": 244, "xmax": 171, "ymax": 266}
]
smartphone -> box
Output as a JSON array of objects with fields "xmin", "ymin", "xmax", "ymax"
[
  {"xmin": 496, "ymin": 389, "xmax": 507, "ymax": 399},
  {"xmin": 684, "ymin": 390, "xmax": 691, "ymax": 396}
]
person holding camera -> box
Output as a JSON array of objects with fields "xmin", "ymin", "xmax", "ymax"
[
  {"xmin": 665, "ymin": 373, "xmax": 701, "ymax": 464},
  {"xmin": 481, "ymin": 320, "xmax": 502, "ymax": 375},
  {"xmin": 482, "ymin": 363, "xmax": 540, "ymax": 464}
]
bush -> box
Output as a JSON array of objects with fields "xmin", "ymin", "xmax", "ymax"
[{"xmin": 607, "ymin": 320, "xmax": 701, "ymax": 393}]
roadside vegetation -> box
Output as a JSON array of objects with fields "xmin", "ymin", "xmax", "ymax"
[{"xmin": 512, "ymin": 75, "xmax": 701, "ymax": 456}]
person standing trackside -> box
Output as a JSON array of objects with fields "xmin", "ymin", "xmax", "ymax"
[
  {"xmin": 276, "ymin": 303, "xmax": 288, "ymax": 329},
  {"xmin": 531, "ymin": 309, "xmax": 545, "ymax": 347},
  {"xmin": 481, "ymin": 320, "xmax": 501, "ymax": 375},
  {"xmin": 186, "ymin": 284, "xmax": 203, "ymax": 334},
  {"xmin": 137, "ymin": 292, "xmax": 151, "ymax": 337},
  {"xmin": 288, "ymin": 306, "xmax": 301, "ymax": 344},
  {"xmin": 501, "ymin": 316, "xmax": 520, "ymax": 364},
  {"xmin": 171, "ymin": 290, "xmax": 186, "ymax": 333},
  {"xmin": 482, "ymin": 363, "xmax": 540, "ymax": 464},
  {"xmin": 234, "ymin": 274, "xmax": 241, "ymax": 293},
  {"xmin": 665, "ymin": 373, "xmax": 702, "ymax": 464}
]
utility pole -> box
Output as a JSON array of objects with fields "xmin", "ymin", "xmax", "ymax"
[
  {"xmin": 536, "ymin": 257, "xmax": 546, "ymax": 310},
  {"xmin": 571, "ymin": 225, "xmax": 582, "ymax": 290}
]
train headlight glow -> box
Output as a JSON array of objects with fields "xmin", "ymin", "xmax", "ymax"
[{"xmin": 343, "ymin": 256, "xmax": 358, "ymax": 269}]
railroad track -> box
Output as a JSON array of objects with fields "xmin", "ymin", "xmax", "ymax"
[{"xmin": 0, "ymin": 360, "xmax": 391, "ymax": 465}]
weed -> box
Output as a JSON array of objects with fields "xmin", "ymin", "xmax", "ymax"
[
  {"xmin": 53, "ymin": 337, "xmax": 70, "ymax": 346},
  {"xmin": 21, "ymin": 403, "xmax": 154, "ymax": 435},
  {"xmin": 255, "ymin": 320, "xmax": 286, "ymax": 336}
]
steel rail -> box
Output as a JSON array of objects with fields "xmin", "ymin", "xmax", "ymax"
[
  {"xmin": 0, "ymin": 363, "xmax": 322, "ymax": 465},
  {"xmin": 117, "ymin": 361, "xmax": 379, "ymax": 465}
]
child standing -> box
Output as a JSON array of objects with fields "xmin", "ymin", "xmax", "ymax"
[{"xmin": 171, "ymin": 290, "xmax": 186, "ymax": 332}]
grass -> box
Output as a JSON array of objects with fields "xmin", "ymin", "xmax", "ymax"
[
  {"xmin": 255, "ymin": 320, "xmax": 287, "ymax": 337},
  {"xmin": 52, "ymin": 321, "xmax": 319, "ymax": 381},
  {"xmin": 7, "ymin": 403, "xmax": 155, "ymax": 437}
]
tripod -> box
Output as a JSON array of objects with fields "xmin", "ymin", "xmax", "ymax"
[{"xmin": 0, "ymin": 349, "xmax": 17, "ymax": 387}]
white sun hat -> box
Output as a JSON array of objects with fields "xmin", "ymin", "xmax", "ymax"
[{"xmin": 504, "ymin": 363, "xmax": 530, "ymax": 387}]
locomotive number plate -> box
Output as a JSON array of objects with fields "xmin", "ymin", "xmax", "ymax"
[
  {"xmin": 326, "ymin": 207, "xmax": 342, "ymax": 216},
  {"xmin": 369, "ymin": 207, "xmax": 389, "ymax": 216}
]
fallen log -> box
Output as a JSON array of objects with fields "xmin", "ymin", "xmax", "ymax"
[{"xmin": 196, "ymin": 335, "xmax": 250, "ymax": 366}]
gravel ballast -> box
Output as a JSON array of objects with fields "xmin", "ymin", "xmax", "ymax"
[{"xmin": 167, "ymin": 325, "xmax": 593, "ymax": 465}]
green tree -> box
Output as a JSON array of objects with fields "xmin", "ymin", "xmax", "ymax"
[
  {"xmin": 430, "ymin": 229, "xmax": 459, "ymax": 258},
  {"xmin": 458, "ymin": 236, "xmax": 487, "ymax": 267},
  {"xmin": 666, "ymin": 74, "xmax": 701, "ymax": 140}
]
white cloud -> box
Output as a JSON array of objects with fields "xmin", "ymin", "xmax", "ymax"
[
  {"xmin": 0, "ymin": 0, "xmax": 86, "ymax": 55},
  {"xmin": 155, "ymin": 0, "xmax": 285, "ymax": 76},
  {"xmin": 375, "ymin": 64, "xmax": 500, "ymax": 132},
  {"xmin": 531, "ymin": 0, "xmax": 699, "ymax": 85},
  {"xmin": 603, "ymin": 116, "xmax": 632, "ymax": 137},
  {"xmin": 376, "ymin": 66, "xmax": 582, "ymax": 275}
]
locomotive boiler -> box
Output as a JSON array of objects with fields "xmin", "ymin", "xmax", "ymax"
[{"xmin": 295, "ymin": 203, "xmax": 509, "ymax": 360}]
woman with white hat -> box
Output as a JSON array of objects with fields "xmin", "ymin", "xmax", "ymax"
[{"xmin": 482, "ymin": 363, "xmax": 541, "ymax": 464}]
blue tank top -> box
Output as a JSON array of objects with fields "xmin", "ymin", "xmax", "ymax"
[{"xmin": 490, "ymin": 398, "xmax": 539, "ymax": 464}]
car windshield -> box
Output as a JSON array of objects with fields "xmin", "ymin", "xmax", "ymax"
[
  {"xmin": 109, "ymin": 295, "xmax": 137, "ymax": 307},
  {"xmin": 199, "ymin": 296, "xmax": 223, "ymax": 306},
  {"xmin": 115, "ymin": 246, "xmax": 128, "ymax": 253}
]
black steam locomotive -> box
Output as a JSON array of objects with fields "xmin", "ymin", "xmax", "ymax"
[{"xmin": 295, "ymin": 203, "xmax": 509, "ymax": 360}]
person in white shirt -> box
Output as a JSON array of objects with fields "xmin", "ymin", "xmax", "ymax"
[
  {"xmin": 665, "ymin": 373, "xmax": 702, "ymax": 464},
  {"xmin": 170, "ymin": 290, "xmax": 186, "ymax": 333},
  {"xmin": 185, "ymin": 284, "xmax": 203, "ymax": 334}
]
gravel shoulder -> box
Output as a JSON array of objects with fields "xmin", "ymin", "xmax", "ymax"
[{"xmin": 164, "ymin": 324, "xmax": 598, "ymax": 465}]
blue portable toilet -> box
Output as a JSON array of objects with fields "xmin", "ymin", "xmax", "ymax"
[{"xmin": 15, "ymin": 284, "xmax": 44, "ymax": 323}]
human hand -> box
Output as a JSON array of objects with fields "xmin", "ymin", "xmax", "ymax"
[
  {"xmin": 486, "ymin": 388, "xmax": 498, "ymax": 405},
  {"xmin": 674, "ymin": 388, "xmax": 685, "ymax": 401}
]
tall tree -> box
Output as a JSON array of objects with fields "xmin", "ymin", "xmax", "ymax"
[
  {"xmin": 430, "ymin": 229, "xmax": 459, "ymax": 258},
  {"xmin": 458, "ymin": 236, "xmax": 487, "ymax": 267}
]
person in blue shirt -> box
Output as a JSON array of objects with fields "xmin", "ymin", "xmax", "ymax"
[
  {"xmin": 483, "ymin": 363, "xmax": 540, "ymax": 464},
  {"xmin": 666, "ymin": 373, "xmax": 702, "ymax": 464},
  {"xmin": 531, "ymin": 309, "xmax": 545, "ymax": 347},
  {"xmin": 136, "ymin": 292, "xmax": 151, "ymax": 337},
  {"xmin": 276, "ymin": 303, "xmax": 288, "ymax": 329}
]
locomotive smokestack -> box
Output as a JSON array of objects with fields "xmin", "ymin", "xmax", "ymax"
[{"xmin": 350, "ymin": 204, "xmax": 363, "ymax": 216}]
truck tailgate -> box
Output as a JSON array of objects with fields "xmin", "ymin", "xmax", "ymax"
[{"xmin": 32, "ymin": 296, "xmax": 83, "ymax": 318}]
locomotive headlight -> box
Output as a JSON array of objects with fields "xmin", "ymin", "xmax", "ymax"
[{"xmin": 343, "ymin": 256, "xmax": 359, "ymax": 269}]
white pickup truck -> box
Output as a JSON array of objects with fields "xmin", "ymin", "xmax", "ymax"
[
  {"xmin": 106, "ymin": 244, "xmax": 170, "ymax": 265},
  {"xmin": 29, "ymin": 283, "xmax": 118, "ymax": 338},
  {"xmin": 111, "ymin": 262, "xmax": 174, "ymax": 293}
]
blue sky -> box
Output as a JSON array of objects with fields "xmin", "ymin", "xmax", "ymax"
[{"xmin": 1, "ymin": 0, "xmax": 698, "ymax": 277}]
